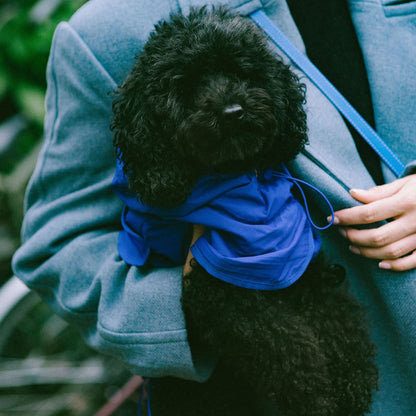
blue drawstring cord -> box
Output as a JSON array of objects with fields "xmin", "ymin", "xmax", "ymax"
[
  {"xmin": 272, "ymin": 165, "xmax": 335, "ymax": 230},
  {"xmin": 138, "ymin": 379, "xmax": 153, "ymax": 416},
  {"xmin": 137, "ymin": 381, "xmax": 143, "ymax": 416}
]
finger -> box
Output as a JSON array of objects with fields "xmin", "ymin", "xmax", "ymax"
[
  {"xmin": 349, "ymin": 176, "xmax": 410, "ymax": 204},
  {"xmin": 183, "ymin": 249, "xmax": 196, "ymax": 277},
  {"xmin": 340, "ymin": 217, "xmax": 413, "ymax": 248},
  {"xmin": 192, "ymin": 224, "xmax": 206, "ymax": 241},
  {"xmin": 333, "ymin": 196, "xmax": 404, "ymax": 226},
  {"xmin": 183, "ymin": 224, "xmax": 206, "ymax": 277},
  {"xmin": 379, "ymin": 250, "xmax": 416, "ymax": 272},
  {"xmin": 349, "ymin": 233, "xmax": 416, "ymax": 260}
]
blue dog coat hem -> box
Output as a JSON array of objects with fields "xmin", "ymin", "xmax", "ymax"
[{"xmin": 113, "ymin": 160, "xmax": 325, "ymax": 290}]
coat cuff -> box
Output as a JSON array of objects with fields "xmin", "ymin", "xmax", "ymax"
[{"xmin": 401, "ymin": 160, "xmax": 416, "ymax": 178}]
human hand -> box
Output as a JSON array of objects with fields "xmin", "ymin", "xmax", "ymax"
[
  {"xmin": 330, "ymin": 175, "xmax": 416, "ymax": 271},
  {"xmin": 183, "ymin": 224, "xmax": 206, "ymax": 279}
]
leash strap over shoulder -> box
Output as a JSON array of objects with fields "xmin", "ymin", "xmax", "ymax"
[{"xmin": 250, "ymin": 9, "xmax": 405, "ymax": 178}]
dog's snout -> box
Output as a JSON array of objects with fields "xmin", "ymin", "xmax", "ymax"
[{"xmin": 223, "ymin": 104, "xmax": 244, "ymax": 119}]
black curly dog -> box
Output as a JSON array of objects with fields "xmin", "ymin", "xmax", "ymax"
[{"xmin": 112, "ymin": 7, "xmax": 378, "ymax": 416}]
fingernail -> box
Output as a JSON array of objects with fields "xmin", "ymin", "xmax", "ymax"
[
  {"xmin": 327, "ymin": 215, "xmax": 340, "ymax": 225},
  {"xmin": 379, "ymin": 262, "xmax": 391, "ymax": 270},
  {"xmin": 339, "ymin": 228, "xmax": 347, "ymax": 238},
  {"xmin": 350, "ymin": 188, "xmax": 364, "ymax": 194},
  {"xmin": 349, "ymin": 245, "xmax": 360, "ymax": 255}
]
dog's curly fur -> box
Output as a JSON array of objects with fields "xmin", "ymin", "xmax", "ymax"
[{"xmin": 111, "ymin": 6, "xmax": 378, "ymax": 416}]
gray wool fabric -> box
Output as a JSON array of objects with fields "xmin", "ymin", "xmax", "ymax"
[{"xmin": 12, "ymin": 0, "xmax": 416, "ymax": 414}]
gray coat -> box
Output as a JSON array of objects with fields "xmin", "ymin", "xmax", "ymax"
[{"xmin": 12, "ymin": 0, "xmax": 416, "ymax": 413}]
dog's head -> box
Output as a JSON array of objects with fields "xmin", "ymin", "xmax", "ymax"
[{"xmin": 112, "ymin": 6, "xmax": 308, "ymax": 207}]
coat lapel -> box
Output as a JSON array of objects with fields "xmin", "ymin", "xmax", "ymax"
[{"xmin": 255, "ymin": 0, "xmax": 377, "ymax": 192}]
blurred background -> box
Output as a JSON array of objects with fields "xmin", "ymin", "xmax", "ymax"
[{"xmin": 0, "ymin": 1, "xmax": 140, "ymax": 414}]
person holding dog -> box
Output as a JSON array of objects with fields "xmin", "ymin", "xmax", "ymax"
[{"xmin": 12, "ymin": 0, "xmax": 416, "ymax": 414}]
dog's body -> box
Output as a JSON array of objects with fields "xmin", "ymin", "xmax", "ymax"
[{"xmin": 112, "ymin": 7, "xmax": 378, "ymax": 415}]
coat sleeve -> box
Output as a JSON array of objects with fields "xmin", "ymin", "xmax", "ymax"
[
  {"xmin": 11, "ymin": 0, "xmax": 213, "ymax": 382},
  {"xmin": 402, "ymin": 161, "xmax": 416, "ymax": 177}
]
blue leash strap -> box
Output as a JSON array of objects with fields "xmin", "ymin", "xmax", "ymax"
[{"xmin": 250, "ymin": 9, "xmax": 405, "ymax": 178}]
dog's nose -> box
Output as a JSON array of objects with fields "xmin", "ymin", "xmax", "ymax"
[{"xmin": 223, "ymin": 104, "xmax": 244, "ymax": 119}]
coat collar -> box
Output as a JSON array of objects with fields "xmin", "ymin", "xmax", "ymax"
[{"xmin": 177, "ymin": 0, "xmax": 263, "ymax": 16}]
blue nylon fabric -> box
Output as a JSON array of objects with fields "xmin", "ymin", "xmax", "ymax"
[{"xmin": 112, "ymin": 160, "xmax": 321, "ymax": 290}]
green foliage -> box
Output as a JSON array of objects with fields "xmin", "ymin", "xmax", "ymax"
[
  {"xmin": 0, "ymin": 0, "xmax": 87, "ymax": 108},
  {"xmin": 0, "ymin": 0, "xmax": 87, "ymax": 173}
]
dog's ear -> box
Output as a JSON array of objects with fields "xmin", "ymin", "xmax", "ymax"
[{"xmin": 111, "ymin": 69, "xmax": 194, "ymax": 208}]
